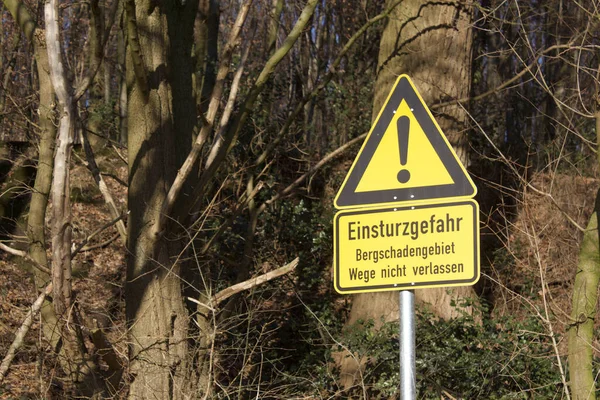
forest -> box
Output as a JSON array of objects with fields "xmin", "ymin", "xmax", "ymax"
[{"xmin": 0, "ymin": 0, "xmax": 599, "ymax": 398}]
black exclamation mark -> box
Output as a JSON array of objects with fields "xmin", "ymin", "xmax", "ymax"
[{"xmin": 397, "ymin": 116, "xmax": 410, "ymax": 183}]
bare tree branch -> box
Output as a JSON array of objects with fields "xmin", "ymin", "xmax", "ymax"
[
  {"xmin": 264, "ymin": 132, "xmax": 367, "ymax": 208},
  {"xmin": 464, "ymin": 103, "xmax": 586, "ymax": 232},
  {"xmin": 188, "ymin": 257, "xmax": 299, "ymax": 310},
  {"xmin": 0, "ymin": 242, "xmax": 25, "ymax": 257},
  {"xmin": 201, "ymin": 0, "xmax": 318, "ymax": 172},
  {"xmin": 0, "ymin": 283, "xmax": 52, "ymax": 384},
  {"xmin": 158, "ymin": 0, "xmax": 254, "ymax": 236},
  {"xmin": 71, "ymin": 215, "xmax": 124, "ymax": 258},
  {"xmin": 0, "ymin": 242, "xmax": 51, "ymax": 275},
  {"xmin": 79, "ymin": 128, "xmax": 127, "ymax": 244},
  {"xmin": 213, "ymin": 257, "xmax": 298, "ymax": 304},
  {"xmin": 73, "ymin": 0, "xmax": 119, "ymax": 102},
  {"xmin": 254, "ymin": 0, "xmax": 403, "ymax": 166},
  {"xmin": 187, "ymin": 0, "xmax": 319, "ymax": 220}
]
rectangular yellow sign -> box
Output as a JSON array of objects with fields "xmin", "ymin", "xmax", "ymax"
[{"xmin": 334, "ymin": 200, "xmax": 479, "ymax": 293}]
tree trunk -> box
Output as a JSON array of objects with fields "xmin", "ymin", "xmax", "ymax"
[
  {"xmin": 45, "ymin": 0, "xmax": 75, "ymax": 319},
  {"xmin": 194, "ymin": 0, "xmax": 219, "ymax": 115},
  {"xmin": 28, "ymin": 32, "xmax": 60, "ymax": 346},
  {"xmin": 85, "ymin": 0, "xmax": 108, "ymax": 151},
  {"xmin": 568, "ymin": 198, "xmax": 599, "ymax": 400},
  {"xmin": 124, "ymin": 0, "xmax": 197, "ymax": 397},
  {"xmin": 2, "ymin": 0, "xmax": 62, "ymax": 371},
  {"xmin": 117, "ymin": 3, "xmax": 127, "ymax": 145},
  {"xmin": 28, "ymin": 32, "xmax": 62, "ymax": 355},
  {"xmin": 339, "ymin": 0, "xmax": 476, "ymax": 388},
  {"xmin": 567, "ymin": 111, "xmax": 600, "ymax": 400},
  {"xmin": 2, "ymin": 0, "xmax": 109, "ymax": 393}
]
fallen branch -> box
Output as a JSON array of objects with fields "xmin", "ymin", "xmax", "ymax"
[
  {"xmin": 80, "ymin": 232, "xmax": 120, "ymax": 253},
  {"xmin": 0, "ymin": 242, "xmax": 26, "ymax": 258},
  {"xmin": 0, "ymin": 283, "xmax": 52, "ymax": 384},
  {"xmin": 214, "ymin": 257, "xmax": 298, "ymax": 305},
  {"xmin": 0, "ymin": 242, "xmax": 51, "ymax": 275},
  {"xmin": 188, "ymin": 257, "xmax": 299, "ymax": 309},
  {"xmin": 71, "ymin": 215, "xmax": 124, "ymax": 258}
]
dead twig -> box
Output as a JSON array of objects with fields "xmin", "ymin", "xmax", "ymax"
[
  {"xmin": 0, "ymin": 242, "xmax": 26, "ymax": 258},
  {"xmin": 0, "ymin": 283, "xmax": 52, "ymax": 384},
  {"xmin": 71, "ymin": 215, "xmax": 124, "ymax": 258},
  {"xmin": 0, "ymin": 242, "xmax": 51, "ymax": 275},
  {"xmin": 80, "ymin": 232, "xmax": 120, "ymax": 252},
  {"xmin": 188, "ymin": 257, "xmax": 299, "ymax": 310},
  {"xmin": 79, "ymin": 128, "xmax": 127, "ymax": 244},
  {"xmin": 213, "ymin": 257, "xmax": 298, "ymax": 304}
]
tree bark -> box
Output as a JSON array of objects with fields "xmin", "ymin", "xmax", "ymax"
[
  {"xmin": 567, "ymin": 109, "xmax": 600, "ymax": 400},
  {"xmin": 568, "ymin": 201, "xmax": 599, "ymax": 400},
  {"xmin": 568, "ymin": 198, "xmax": 599, "ymax": 400},
  {"xmin": 194, "ymin": 0, "xmax": 219, "ymax": 115},
  {"xmin": 265, "ymin": 0, "xmax": 283, "ymax": 56},
  {"xmin": 117, "ymin": 3, "xmax": 127, "ymax": 144},
  {"xmin": 2, "ymin": 0, "xmax": 60, "ymax": 361},
  {"xmin": 124, "ymin": 0, "xmax": 197, "ymax": 397},
  {"xmin": 45, "ymin": 0, "xmax": 75, "ymax": 318}
]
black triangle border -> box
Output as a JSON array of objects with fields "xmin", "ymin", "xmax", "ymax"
[{"xmin": 335, "ymin": 76, "xmax": 476, "ymax": 209}]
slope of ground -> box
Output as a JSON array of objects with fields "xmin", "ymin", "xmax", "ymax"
[
  {"xmin": 0, "ymin": 148, "xmax": 128, "ymax": 399},
  {"xmin": 489, "ymin": 171, "xmax": 599, "ymax": 353}
]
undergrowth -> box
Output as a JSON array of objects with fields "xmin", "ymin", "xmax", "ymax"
[{"xmin": 294, "ymin": 302, "xmax": 565, "ymax": 399}]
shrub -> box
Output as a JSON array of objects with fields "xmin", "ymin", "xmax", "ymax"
[{"xmin": 336, "ymin": 303, "xmax": 563, "ymax": 399}]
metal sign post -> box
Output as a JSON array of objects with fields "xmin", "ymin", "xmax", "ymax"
[{"xmin": 399, "ymin": 290, "xmax": 416, "ymax": 399}]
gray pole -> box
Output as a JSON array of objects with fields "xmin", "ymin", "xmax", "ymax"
[{"xmin": 399, "ymin": 290, "xmax": 416, "ymax": 399}]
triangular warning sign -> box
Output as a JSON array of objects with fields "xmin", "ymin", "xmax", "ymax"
[{"xmin": 334, "ymin": 75, "xmax": 476, "ymax": 209}]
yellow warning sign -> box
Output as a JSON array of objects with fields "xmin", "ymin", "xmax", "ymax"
[
  {"xmin": 334, "ymin": 75, "xmax": 476, "ymax": 209},
  {"xmin": 333, "ymin": 200, "xmax": 479, "ymax": 293}
]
